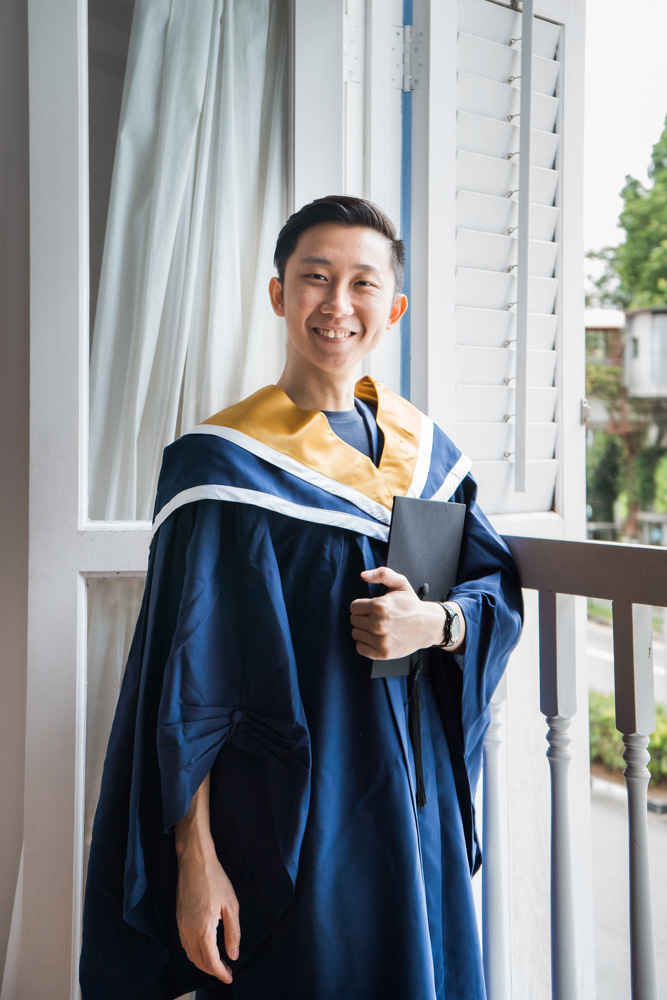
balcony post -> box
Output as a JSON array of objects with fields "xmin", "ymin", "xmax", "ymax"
[
  {"xmin": 538, "ymin": 591, "xmax": 579, "ymax": 1000},
  {"xmin": 612, "ymin": 602, "xmax": 657, "ymax": 1000}
]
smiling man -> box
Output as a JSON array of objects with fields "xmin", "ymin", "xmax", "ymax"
[{"xmin": 81, "ymin": 196, "xmax": 523, "ymax": 1000}]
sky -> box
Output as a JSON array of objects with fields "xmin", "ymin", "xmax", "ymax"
[{"xmin": 584, "ymin": 0, "xmax": 667, "ymax": 254}]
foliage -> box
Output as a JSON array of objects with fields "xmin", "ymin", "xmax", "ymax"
[
  {"xmin": 589, "ymin": 690, "xmax": 623, "ymax": 771},
  {"xmin": 589, "ymin": 115, "xmax": 667, "ymax": 308},
  {"xmin": 635, "ymin": 447, "xmax": 661, "ymax": 510},
  {"xmin": 587, "ymin": 598, "xmax": 613, "ymax": 625},
  {"xmin": 654, "ymin": 453, "xmax": 667, "ymax": 513},
  {"xmin": 586, "ymin": 432, "xmax": 624, "ymax": 523},
  {"xmin": 586, "ymin": 247, "xmax": 628, "ymax": 309},
  {"xmin": 589, "ymin": 690, "xmax": 667, "ymax": 784},
  {"xmin": 585, "ymin": 363, "xmax": 624, "ymax": 408}
]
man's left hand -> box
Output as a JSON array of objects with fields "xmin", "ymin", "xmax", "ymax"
[{"xmin": 350, "ymin": 567, "xmax": 465, "ymax": 659}]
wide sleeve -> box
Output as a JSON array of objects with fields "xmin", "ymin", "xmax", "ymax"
[{"xmin": 80, "ymin": 499, "xmax": 311, "ymax": 1000}]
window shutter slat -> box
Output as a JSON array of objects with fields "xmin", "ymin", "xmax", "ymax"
[
  {"xmin": 455, "ymin": 385, "xmax": 557, "ymax": 424},
  {"xmin": 458, "ymin": 0, "xmax": 522, "ymax": 46},
  {"xmin": 458, "ymin": 0, "xmax": 560, "ymax": 60},
  {"xmin": 456, "ymin": 229, "xmax": 559, "ymax": 278},
  {"xmin": 458, "ymin": 32, "xmax": 560, "ymax": 96},
  {"xmin": 458, "ymin": 72, "xmax": 559, "ymax": 133},
  {"xmin": 454, "ymin": 421, "xmax": 558, "ymax": 462},
  {"xmin": 455, "ymin": 346, "xmax": 557, "ymax": 387},
  {"xmin": 471, "ymin": 459, "xmax": 559, "ymax": 514},
  {"xmin": 456, "ymin": 267, "xmax": 558, "ymax": 314},
  {"xmin": 456, "ymin": 190, "xmax": 558, "ymax": 242},
  {"xmin": 456, "ymin": 151, "xmax": 559, "ymax": 206},
  {"xmin": 455, "ymin": 306, "xmax": 558, "ymax": 351},
  {"xmin": 457, "ymin": 111, "xmax": 560, "ymax": 169}
]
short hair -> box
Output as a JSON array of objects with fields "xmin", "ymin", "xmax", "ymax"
[{"xmin": 273, "ymin": 195, "xmax": 405, "ymax": 292}]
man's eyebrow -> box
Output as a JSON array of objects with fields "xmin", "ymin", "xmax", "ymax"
[{"xmin": 299, "ymin": 255, "xmax": 381, "ymax": 273}]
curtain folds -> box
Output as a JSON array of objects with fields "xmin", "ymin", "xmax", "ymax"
[{"xmin": 89, "ymin": 0, "xmax": 288, "ymax": 521}]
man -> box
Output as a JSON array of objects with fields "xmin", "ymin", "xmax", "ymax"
[{"xmin": 81, "ymin": 196, "xmax": 522, "ymax": 1000}]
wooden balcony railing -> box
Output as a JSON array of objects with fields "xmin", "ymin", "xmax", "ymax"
[{"xmin": 482, "ymin": 537, "xmax": 666, "ymax": 1000}]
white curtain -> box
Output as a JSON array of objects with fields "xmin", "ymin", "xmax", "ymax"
[{"xmin": 89, "ymin": 0, "xmax": 288, "ymax": 521}]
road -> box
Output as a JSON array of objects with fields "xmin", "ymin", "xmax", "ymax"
[
  {"xmin": 592, "ymin": 787, "xmax": 667, "ymax": 997},
  {"xmin": 587, "ymin": 616, "xmax": 667, "ymax": 706}
]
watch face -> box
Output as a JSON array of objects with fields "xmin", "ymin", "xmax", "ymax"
[
  {"xmin": 444, "ymin": 603, "xmax": 460, "ymax": 646},
  {"xmin": 449, "ymin": 612, "xmax": 460, "ymax": 644}
]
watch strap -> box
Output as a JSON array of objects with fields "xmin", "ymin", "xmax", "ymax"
[{"xmin": 437, "ymin": 601, "xmax": 458, "ymax": 648}]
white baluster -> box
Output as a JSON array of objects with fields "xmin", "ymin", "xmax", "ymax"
[
  {"xmin": 538, "ymin": 592, "xmax": 579, "ymax": 1000},
  {"xmin": 545, "ymin": 715, "xmax": 577, "ymax": 1000},
  {"xmin": 622, "ymin": 733, "xmax": 657, "ymax": 1000},
  {"xmin": 482, "ymin": 681, "xmax": 510, "ymax": 1000},
  {"xmin": 612, "ymin": 601, "xmax": 658, "ymax": 1000}
]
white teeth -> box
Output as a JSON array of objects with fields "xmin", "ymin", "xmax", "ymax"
[{"xmin": 317, "ymin": 328, "xmax": 351, "ymax": 339}]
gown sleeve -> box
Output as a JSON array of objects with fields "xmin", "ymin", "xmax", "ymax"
[
  {"xmin": 429, "ymin": 471, "xmax": 523, "ymax": 875},
  {"xmin": 80, "ymin": 499, "xmax": 311, "ymax": 1000}
]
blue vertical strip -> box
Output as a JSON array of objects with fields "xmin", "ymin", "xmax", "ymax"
[{"xmin": 400, "ymin": 0, "xmax": 413, "ymax": 400}]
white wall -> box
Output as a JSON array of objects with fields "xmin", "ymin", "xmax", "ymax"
[
  {"xmin": 626, "ymin": 310, "xmax": 667, "ymax": 398},
  {"xmin": 0, "ymin": 0, "xmax": 29, "ymax": 982}
]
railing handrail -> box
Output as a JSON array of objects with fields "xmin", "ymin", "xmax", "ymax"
[{"xmin": 504, "ymin": 535, "xmax": 667, "ymax": 606}]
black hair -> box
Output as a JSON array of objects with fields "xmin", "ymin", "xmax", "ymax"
[{"xmin": 273, "ymin": 195, "xmax": 405, "ymax": 292}]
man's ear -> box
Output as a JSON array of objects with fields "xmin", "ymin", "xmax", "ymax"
[
  {"xmin": 386, "ymin": 293, "xmax": 408, "ymax": 329},
  {"xmin": 269, "ymin": 277, "xmax": 285, "ymax": 317}
]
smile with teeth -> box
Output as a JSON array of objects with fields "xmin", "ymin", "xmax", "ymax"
[{"xmin": 314, "ymin": 327, "xmax": 354, "ymax": 339}]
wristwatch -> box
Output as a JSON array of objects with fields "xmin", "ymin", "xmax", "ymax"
[{"xmin": 437, "ymin": 601, "xmax": 460, "ymax": 648}]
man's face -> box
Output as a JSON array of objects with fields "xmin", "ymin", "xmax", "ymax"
[{"xmin": 269, "ymin": 222, "xmax": 407, "ymax": 382}]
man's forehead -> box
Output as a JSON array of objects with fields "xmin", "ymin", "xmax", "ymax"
[{"xmin": 289, "ymin": 223, "xmax": 393, "ymax": 271}]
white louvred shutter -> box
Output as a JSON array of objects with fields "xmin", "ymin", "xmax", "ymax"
[{"xmin": 454, "ymin": 0, "xmax": 561, "ymax": 514}]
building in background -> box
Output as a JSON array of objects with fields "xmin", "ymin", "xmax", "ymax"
[{"xmin": 586, "ymin": 306, "xmax": 667, "ymax": 540}]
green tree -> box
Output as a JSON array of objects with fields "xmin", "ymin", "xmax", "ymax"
[
  {"xmin": 590, "ymin": 115, "xmax": 667, "ymax": 307},
  {"xmin": 585, "ymin": 361, "xmax": 649, "ymax": 534},
  {"xmin": 654, "ymin": 453, "xmax": 667, "ymax": 512},
  {"xmin": 587, "ymin": 431, "xmax": 624, "ymax": 523}
]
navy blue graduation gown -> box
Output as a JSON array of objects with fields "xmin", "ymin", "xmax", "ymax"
[{"xmin": 80, "ymin": 379, "xmax": 523, "ymax": 1000}]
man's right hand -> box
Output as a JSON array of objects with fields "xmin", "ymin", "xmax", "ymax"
[
  {"xmin": 176, "ymin": 847, "xmax": 240, "ymax": 983},
  {"xmin": 174, "ymin": 772, "xmax": 240, "ymax": 983}
]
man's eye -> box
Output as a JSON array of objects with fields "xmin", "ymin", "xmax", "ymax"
[{"xmin": 305, "ymin": 273, "xmax": 326, "ymax": 281}]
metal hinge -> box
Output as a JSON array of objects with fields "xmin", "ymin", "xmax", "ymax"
[
  {"xmin": 391, "ymin": 24, "xmax": 425, "ymax": 91},
  {"xmin": 402, "ymin": 25, "xmax": 413, "ymax": 91}
]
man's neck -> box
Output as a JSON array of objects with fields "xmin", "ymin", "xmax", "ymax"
[{"xmin": 277, "ymin": 366, "xmax": 361, "ymax": 412}]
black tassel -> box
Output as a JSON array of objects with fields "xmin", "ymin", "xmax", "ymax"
[{"xmin": 407, "ymin": 654, "xmax": 427, "ymax": 809}]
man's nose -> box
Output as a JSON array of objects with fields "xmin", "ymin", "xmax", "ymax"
[{"xmin": 321, "ymin": 283, "xmax": 353, "ymax": 316}]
